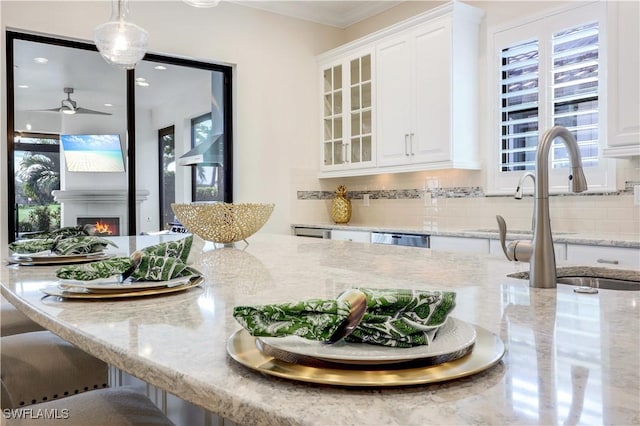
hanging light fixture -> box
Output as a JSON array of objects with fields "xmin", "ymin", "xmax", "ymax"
[
  {"xmin": 183, "ymin": 0, "xmax": 220, "ymax": 7},
  {"xmin": 94, "ymin": 0, "xmax": 149, "ymax": 70}
]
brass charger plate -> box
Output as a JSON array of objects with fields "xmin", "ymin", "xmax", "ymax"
[
  {"xmin": 7, "ymin": 252, "xmax": 112, "ymax": 266},
  {"xmin": 226, "ymin": 324, "xmax": 505, "ymax": 387},
  {"xmin": 41, "ymin": 277, "xmax": 203, "ymax": 299}
]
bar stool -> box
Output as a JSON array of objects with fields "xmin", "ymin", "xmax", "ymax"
[
  {"xmin": 3, "ymin": 386, "xmax": 175, "ymax": 425},
  {"xmin": 1, "ymin": 331, "xmax": 109, "ymax": 409},
  {"xmin": 1, "ymin": 297, "xmax": 45, "ymax": 337}
]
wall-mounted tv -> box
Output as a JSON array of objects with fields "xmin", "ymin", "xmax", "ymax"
[{"xmin": 60, "ymin": 134, "xmax": 125, "ymax": 172}]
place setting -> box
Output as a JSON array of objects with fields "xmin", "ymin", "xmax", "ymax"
[
  {"xmin": 6, "ymin": 224, "xmax": 116, "ymax": 266},
  {"xmin": 38, "ymin": 235, "xmax": 204, "ymax": 299},
  {"xmin": 228, "ymin": 288, "xmax": 506, "ymax": 387}
]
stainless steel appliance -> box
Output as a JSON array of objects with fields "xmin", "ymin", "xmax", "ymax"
[{"xmin": 371, "ymin": 232, "xmax": 429, "ymax": 248}]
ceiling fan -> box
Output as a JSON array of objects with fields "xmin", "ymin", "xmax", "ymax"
[{"xmin": 34, "ymin": 87, "xmax": 112, "ymax": 116}]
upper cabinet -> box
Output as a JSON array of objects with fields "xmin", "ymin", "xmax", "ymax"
[
  {"xmin": 317, "ymin": 2, "xmax": 484, "ymax": 178},
  {"xmin": 604, "ymin": 1, "xmax": 640, "ymax": 157},
  {"xmin": 320, "ymin": 49, "xmax": 375, "ymax": 172}
]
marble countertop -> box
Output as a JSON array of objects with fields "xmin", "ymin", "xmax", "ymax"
[
  {"xmin": 291, "ymin": 223, "xmax": 640, "ymax": 248},
  {"xmin": 2, "ymin": 234, "xmax": 639, "ymax": 425}
]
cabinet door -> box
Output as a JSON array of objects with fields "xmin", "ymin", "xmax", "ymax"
[
  {"xmin": 348, "ymin": 53, "xmax": 374, "ymax": 167},
  {"xmin": 566, "ymin": 244, "xmax": 640, "ymax": 268},
  {"xmin": 412, "ymin": 19, "xmax": 451, "ymax": 163},
  {"xmin": 430, "ymin": 236, "xmax": 489, "ymax": 254},
  {"xmin": 376, "ymin": 34, "xmax": 413, "ymax": 167},
  {"xmin": 322, "ymin": 63, "xmax": 345, "ymax": 168},
  {"xmin": 331, "ymin": 230, "xmax": 371, "ymax": 243},
  {"xmin": 604, "ymin": 1, "xmax": 640, "ymax": 157}
]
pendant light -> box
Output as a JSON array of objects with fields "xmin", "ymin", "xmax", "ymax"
[
  {"xmin": 183, "ymin": 0, "xmax": 220, "ymax": 7},
  {"xmin": 94, "ymin": 0, "xmax": 149, "ymax": 70}
]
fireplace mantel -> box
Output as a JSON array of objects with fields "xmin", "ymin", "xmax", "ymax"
[{"xmin": 52, "ymin": 189, "xmax": 150, "ymax": 203}]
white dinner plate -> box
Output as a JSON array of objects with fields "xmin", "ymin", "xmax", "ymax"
[
  {"xmin": 7, "ymin": 252, "xmax": 110, "ymax": 265},
  {"xmin": 258, "ymin": 317, "xmax": 476, "ymax": 365},
  {"xmin": 58, "ymin": 274, "xmax": 199, "ymax": 293}
]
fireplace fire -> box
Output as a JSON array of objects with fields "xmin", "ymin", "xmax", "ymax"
[{"xmin": 77, "ymin": 217, "xmax": 120, "ymax": 236}]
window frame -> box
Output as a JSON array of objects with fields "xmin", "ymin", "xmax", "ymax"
[
  {"xmin": 158, "ymin": 125, "xmax": 175, "ymax": 231},
  {"xmin": 487, "ymin": 1, "xmax": 616, "ymax": 195}
]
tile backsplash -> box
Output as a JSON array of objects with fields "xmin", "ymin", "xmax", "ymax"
[{"xmin": 291, "ymin": 160, "xmax": 640, "ymax": 238}]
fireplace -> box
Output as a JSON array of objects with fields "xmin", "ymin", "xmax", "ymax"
[{"xmin": 77, "ymin": 217, "xmax": 120, "ymax": 236}]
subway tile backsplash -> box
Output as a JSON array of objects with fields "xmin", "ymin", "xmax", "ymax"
[{"xmin": 292, "ymin": 167, "xmax": 640, "ymax": 238}]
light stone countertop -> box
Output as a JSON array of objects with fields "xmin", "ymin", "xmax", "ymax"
[
  {"xmin": 291, "ymin": 222, "xmax": 640, "ymax": 248},
  {"xmin": 2, "ymin": 234, "xmax": 639, "ymax": 425}
]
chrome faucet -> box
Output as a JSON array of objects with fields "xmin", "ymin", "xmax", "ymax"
[
  {"xmin": 497, "ymin": 126, "xmax": 588, "ymax": 288},
  {"xmin": 514, "ymin": 171, "xmax": 535, "ymax": 200}
]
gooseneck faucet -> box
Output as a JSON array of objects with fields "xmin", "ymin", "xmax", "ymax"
[{"xmin": 497, "ymin": 126, "xmax": 588, "ymax": 288}]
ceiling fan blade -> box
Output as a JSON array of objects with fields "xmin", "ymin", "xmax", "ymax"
[
  {"xmin": 72, "ymin": 107, "xmax": 112, "ymax": 116},
  {"xmin": 30, "ymin": 108, "xmax": 64, "ymax": 113}
]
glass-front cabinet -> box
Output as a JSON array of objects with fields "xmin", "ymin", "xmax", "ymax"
[{"xmin": 320, "ymin": 50, "xmax": 374, "ymax": 172}]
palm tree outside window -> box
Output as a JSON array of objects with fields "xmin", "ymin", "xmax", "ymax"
[{"xmin": 13, "ymin": 133, "xmax": 61, "ymax": 237}]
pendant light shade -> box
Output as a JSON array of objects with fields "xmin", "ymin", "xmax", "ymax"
[
  {"xmin": 183, "ymin": 0, "xmax": 220, "ymax": 7},
  {"xmin": 94, "ymin": 0, "xmax": 148, "ymax": 70}
]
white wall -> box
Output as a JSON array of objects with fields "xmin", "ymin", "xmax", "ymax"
[{"xmin": 0, "ymin": 0, "xmax": 344, "ymax": 254}]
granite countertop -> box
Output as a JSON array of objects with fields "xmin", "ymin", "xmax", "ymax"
[
  {"xmin": 2, "ymin": 234, "xmax": 639, "ymax": 425},
  {"xmin": 291, "ymin": 222, "xmax": 640, "ymax": 248}
]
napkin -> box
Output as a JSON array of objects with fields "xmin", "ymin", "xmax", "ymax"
[
  {"xmin": 9, "ymin": 236, "xmax": 117, "ymax": 255},
  {"xmin": 233, "ymin": 288, "xmax": 456, "ymax": 348},
  {"xmin": 55, "ymin": 236, "xmax": 200, "ymax": 281},
  {"xmin": 20, "ymin": 224, "xmax": 96, "ymax": 240}
]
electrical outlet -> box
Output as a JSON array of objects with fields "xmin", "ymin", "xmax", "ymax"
[
  {"xmin": 363, "ymin": 194, "xmax": 370, "ymax": 207},
  {"xmin": 634, "ymin": 185, "xmax": 640, "ymax": 206}
]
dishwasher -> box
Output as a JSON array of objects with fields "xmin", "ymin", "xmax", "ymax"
[{"xmin": 371, "ymin": 232, "xmax": 429, "ymax": 248}]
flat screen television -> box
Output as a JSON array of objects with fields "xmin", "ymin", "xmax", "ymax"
[{"xmin": 60, "ymin": 134, "xmax": 125, "ymax": 172}]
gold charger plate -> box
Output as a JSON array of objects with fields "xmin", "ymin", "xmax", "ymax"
[
  {"xmin": 41, "ymin": 276, "xmax": 203, "ymax": 299},
  {"xmin": 7, "ymin": 252, "xmax": 112, "ymax": 266},
  {"xmin": 226, "ymin": 324, "xmax": 505, "ymax": 387}
]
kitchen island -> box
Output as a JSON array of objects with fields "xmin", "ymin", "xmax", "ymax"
[{"xmin": 1, "ymin": 234, "xmax": 639, "ymax": 425}]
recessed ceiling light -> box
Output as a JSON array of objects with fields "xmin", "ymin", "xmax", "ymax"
[
  {"xmin": 33, "ymin": 57, "xmax": 49, "ymax": 64},
  {"xmin": 26, "ymin": 123, "xmax": 32, "ymax": 131},
  {"xmin": 136, "ymin": 81, "xmax": 150, "ymax": 87},
  {"xmin": 154, "ymin": 65, "xmax": 167, "ymax": 70},
  {"xmin": 103, "ymin": 103, "xmax": 113, "ymax": 107},
  {"xmin": 135, "ymin": 77, "xmax": 147, "ymax": 82},
  {"xmin": 17, "ymin": 84, "xmax": 29, "ymax": 89}
]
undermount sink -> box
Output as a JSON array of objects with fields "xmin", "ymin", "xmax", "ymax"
[
  {"xmin": 507, "ymin": 267, "xmax": 640, "ymax": 291},
  {"xmin": 557, "ymin": 276, "xmax": 640, "ymax": 291}
]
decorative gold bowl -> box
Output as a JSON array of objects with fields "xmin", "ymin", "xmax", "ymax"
[{"xmin": 171, "ymin": 203, "xmax": 274, "ymax": 244}]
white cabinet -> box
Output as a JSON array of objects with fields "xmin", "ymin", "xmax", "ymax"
[
  {"xmin": 430, "ymin": 236, "xmax": 489, "ymax": 254},
  {"xmin": 331, "ymin": 230, "xmax": 371, "ymax": 243},
  {"xmin": 320, "ymin": 49, "xmax": 375, "ymax": 172},
  {"xmin": 604, "ymin": 1, "xmax": 640, "ymax": 157},
  {"xmin": 566, "ymin": 244, "xmax": 640, "ymax": 269},
  {"xmin": 376, "ymin": 5, "xmax": 483, "ymax": 171},
  {"xmin": 317, "ymin": 2, "xmax": 483, "ymax": 178}
]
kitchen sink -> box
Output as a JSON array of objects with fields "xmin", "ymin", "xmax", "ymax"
[
  {"xmin": 556, "ymin": 276, "xmax": 640, "ymax": 291},
  {"xmin": 508, "ymin": 267, "xmax": 640, "ymax": 291}
]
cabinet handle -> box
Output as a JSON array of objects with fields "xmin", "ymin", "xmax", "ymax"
[
  {"xmin": 597, "ymin": 258, "xmax": 619, "ymax": 265},
  {"xmin": 404, "ymin": 134, "xmax": 410, "ymax": 156},
  {"xmin": 410, "ymin": 133, "xmax": 415, "ymax": 156}
]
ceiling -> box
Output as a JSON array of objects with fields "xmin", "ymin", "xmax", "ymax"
[{"xmin": 234, "ymin": 1, "xmax": 404, "ymax": 28}]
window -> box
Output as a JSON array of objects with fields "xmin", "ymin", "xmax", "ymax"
[
  {"xmin": 159, "ymin": 126, "xmax": 175, "ymax": 230},
  {"xmin": 489, "ymin": 2, "xmax": 614, "ymax": 194},
  {"xmin": 190, "ymin": 113, "xmax": 224, "ymax": 202},
  {"xmin": 13, "ymin": 133, "xmax": 61, "ymax": 238}
]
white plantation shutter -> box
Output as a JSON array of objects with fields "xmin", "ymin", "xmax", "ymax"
[
  {"xmin": 551, "ymin": 22, "xmax": 600, "ymax": 168},
  {"xmin": 490, "ymin": 2, "xmax": 612, "ymax": 194},
  {"xmin": 500, "ymin": 39, "xmax": 540, "ymax": 172}
]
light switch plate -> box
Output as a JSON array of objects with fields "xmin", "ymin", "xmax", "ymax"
[{"xmin": 634, "ymin": 185, "xmax": 640, "ymax": 205}]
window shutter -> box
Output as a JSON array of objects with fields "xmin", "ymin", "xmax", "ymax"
[
  {"xmin": 551, "ymin": 22, "xmax": 600, "ymax": 168},
  {"xmin": 499, "ymin": 39, "xmax": 540, "ymax": 172}
]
